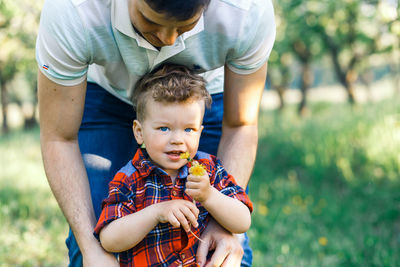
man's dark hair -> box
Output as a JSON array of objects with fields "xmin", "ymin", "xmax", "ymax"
[
  {"xmin": 132, "ymin": 64, "xmax": 212, "ymax": 121},
  {"xmin": 144, "ymin": 0, "xmax": 211, "ymax": 21}
]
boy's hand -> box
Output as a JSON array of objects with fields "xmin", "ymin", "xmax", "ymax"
[
  {"xmin": 156, "ymin": 200, "xmax": 199, "ymax": 232},
  {"xmin": 185, "ymin": 173, "xmax": 212, "ymax": 203}
]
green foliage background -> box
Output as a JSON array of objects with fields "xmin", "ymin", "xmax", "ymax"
[
  {"xmin": 0, "ymin": 0, "xmax": 399, "ymax": 265},
  {"xmin": 1, "ymin": 98, "xmax": 400, "ymax": 266}
]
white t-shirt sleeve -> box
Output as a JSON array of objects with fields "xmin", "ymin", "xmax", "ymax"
[
  {"xmin": 226, "ymin": 0, "xmax": 276, "ymax": 75},
  {"xmin": 36, "ymin": 0, "xmax": 90, "ymax": 86}
]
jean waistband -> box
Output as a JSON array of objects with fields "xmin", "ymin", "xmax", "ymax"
[{"xmin": 80, "ymin": 82, "xmax": 136, "ymax": 129}]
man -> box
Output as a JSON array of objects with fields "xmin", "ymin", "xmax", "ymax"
[{"xmin": 36, "ymin": 0, "xmax": 275, "ymax": 266}]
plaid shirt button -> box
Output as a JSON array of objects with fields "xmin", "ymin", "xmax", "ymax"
[
  {"xmin": 172, "ymin": 190, "xmax": 177, "ymax": 196},
  {"xmin": 181, "ymin": 254, "xmax": 186, "ymax": 259}
]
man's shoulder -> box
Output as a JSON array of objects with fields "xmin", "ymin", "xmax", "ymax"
[
  {"xmin": 69, "ymin": 0, "xmax": 111, "ymax": 8},
  {"xmin": 203, "ymin": 0, "xmax": 273, "ymax": 34},
  {"xmin": 40, "ymin": 0, "xmax": 111, "ymax": 29},
  {"xmin": 214, "ymin": 0, "xmax": 266, "ymax": 11}
]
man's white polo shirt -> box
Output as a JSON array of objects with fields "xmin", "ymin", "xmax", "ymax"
[{"xmin": 36, "ymin": 0, "xmax": 275, "ymax": 104}]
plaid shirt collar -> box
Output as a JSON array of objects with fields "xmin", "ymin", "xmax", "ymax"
[{"xmin": 131, "ymin": 148, "xmax": 191, "ymax": 181}]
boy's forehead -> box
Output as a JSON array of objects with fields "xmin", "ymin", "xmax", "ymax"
[
  {"xmin": 144, "ymin": 97, "xmax": 206, "ymax": 119},
  {"xmin": 147, "ymin": 97, "xmax": 206, "ymax": 109}
]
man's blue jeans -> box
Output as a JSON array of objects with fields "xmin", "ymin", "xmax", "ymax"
[{"xmin": 66, "ymin": 82, "xmax": 252, "ymax": 266}]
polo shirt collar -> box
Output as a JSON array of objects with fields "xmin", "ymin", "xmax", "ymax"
[{"xmin": 111, "ymin": 0, "xmax": 204, "ymax": 50}]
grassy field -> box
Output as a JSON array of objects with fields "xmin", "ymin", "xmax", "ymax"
[{"xmin": 1, "ymin": 98, "xmax": 400, "ymax": 266}]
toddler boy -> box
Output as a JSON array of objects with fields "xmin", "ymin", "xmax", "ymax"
[{"xmin": 94, "ymin": 64, "xmax": 252, "ymax": 267}]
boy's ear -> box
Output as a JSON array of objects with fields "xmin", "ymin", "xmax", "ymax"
[
  {"xmin": 200, "ymin": 125, "xmax": 204, "ymax": 134},
  {"xmin": 133, "ymin": 120, "xmax": 144, "ymax": 145}
]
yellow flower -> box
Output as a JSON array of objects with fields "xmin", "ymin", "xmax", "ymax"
[
  {"xmin": 318, "ymin": 236, "xmax": 328, "ymax": 246},
  {"xmin": 180, "ymin": 152, "xmax": 190, "ymax": 160},
  {"xmin": 283, "ymin": 205, "xmax": 292, "ymax": 215},
  {"xmin": 258, "ymin": 203, "xmax": 268, "ymax": 216},
  {"xmin": 189, "ymin": 161, "xmax": 207, "ymax": 176}
]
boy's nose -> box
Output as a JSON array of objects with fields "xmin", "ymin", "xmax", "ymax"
[{"xmin": 170, "ymin": 132, "xmax": 184, "ymax": 144}]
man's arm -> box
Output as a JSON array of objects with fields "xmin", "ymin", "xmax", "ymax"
[
  {"xmin": 218, "ymin": 63, "xmax": 268, "ymax": 187},
  {"xmin": 196, "ymin": 63, "xmax": 267, "ymax": 267},
  {"xmin": 38, "ymin": 71, "xmax": 118, "ymax": 266}
]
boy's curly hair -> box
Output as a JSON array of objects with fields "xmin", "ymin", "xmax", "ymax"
[{"xmin": 132, "ymin": 64, "xmax": 212, "ymax": 121}]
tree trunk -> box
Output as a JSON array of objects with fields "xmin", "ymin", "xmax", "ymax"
[
  {"xmin": 298, "ymin": 61, "xmax": 313, "ymax": 116},
  {"xmin": 359, "ymin": 70, "xmax": 374, "ymax": 102},
  {"xmin": 276, "ymin": 86, "xmax": 285, "ymax": 110},
  {"xmin": 389, "ymin": 57, "xmax": 400, "ymax": 96},
  {"xmin": 1, "ymin": 82, "xmax": 9, "ymax": 134},
  {"xmin": 344, "ymin": 69, "xmax": 357, "ymax": 104},
  {"xmin": 24, "ymin": 84, "xmax": 38, "ymax": 130},
  {"xmin": 320, "ymin": 32, "xmax": 357, "ymax": 105}
]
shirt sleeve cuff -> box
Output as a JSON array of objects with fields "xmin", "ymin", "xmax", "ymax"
[{"xmin": 38, "ymin": 64, "xmax": 87, "ymax": 86}]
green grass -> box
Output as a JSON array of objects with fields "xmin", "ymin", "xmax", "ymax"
[
  {"xmin": 0, "ymin": 128, "xmax": 68, "ymax": 266},
  {"xmin": 1, "ymin": 98, "xmax": 400, "ymax": 266},
  {"xmin": 249, "ymin": 99, "xmax": 400, "ymax": 267}
]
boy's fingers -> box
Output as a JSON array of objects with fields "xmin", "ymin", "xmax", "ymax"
[
  {"xmin": 173, "ymin": 209, "xmax": 190, "ymax": 232},
  {"xmin": 168, "ymin": 213, "xmax": 180, "ymax": 228},
  {"xmin": 187, "ymin": 174, "xmax": 203, "ymax": 182},
  {"xmin": 185, "ymin": 181, "xmax": 200, "ymax": 190},
  {"xmin": 185, "ymin": 188, "xmax": 199, "ymax": 200},
  {"xmin": 188, "ymin": 203, "xmax": 200, "ymax": 218},
  {"xmin": 181, "ymin": 204, "xmax": 199, "ymax": 228}
]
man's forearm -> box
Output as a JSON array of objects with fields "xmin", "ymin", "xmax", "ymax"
[
  {"xmin": 41, "ymin": 138, "xmax": 98, "ymax": 254},
  {"xmin": 217, "ymin": 124, "xmax": 258, "ymax": 188}
]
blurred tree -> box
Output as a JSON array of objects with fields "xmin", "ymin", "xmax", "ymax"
[
  {"xmin": 380, "ymin": 1, "xmax": 400, "ymax": 94},
  {"xmin": 314, "ymin": 0, "xmax": 390, "ymax": 104},
  {"xmin": 0, "ymin": 0, "xmax": 41, "ymax": 132},
  {"xmin": 266, "ymin": 33, "xmax": 292, "ymax": 111},
  {"xmin": 0, "ymin": 0, "xmax": 16, "ymax": 133},
  {"xmin": 284, "ymin": 0, "xmax": 325, "ymax": 115},
  {"xmin": 269, "ymin": 0, "xmax": 325, "ymax": 114},
  {"xmin": 270, "ymin": 0, "xmax": 397, "ymax": 109}
]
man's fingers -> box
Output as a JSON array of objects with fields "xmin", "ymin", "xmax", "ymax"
[
  {"xmin": 204, "ymin": 242, "xmax": 229, "ymax": 267},
  {"xmin": 196, "ymin": 235, "xmax": 212, "ymax": 267},
  {"xmin": 220, "ymin": 246, "xmax": 243, "ymax": 267}
]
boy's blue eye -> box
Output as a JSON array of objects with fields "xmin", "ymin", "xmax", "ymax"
[
  {"xmin": 159, "ymin": 127, "xmax": 169, "ymax": 132},
  {"xmin": 185, "ymin": 128, "xmax": 193, "ymax": 133}
]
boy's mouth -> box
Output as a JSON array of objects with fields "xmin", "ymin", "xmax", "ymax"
[{"xmin": 166, "ymin": 150, "xmax": 185, "ymax": 160}]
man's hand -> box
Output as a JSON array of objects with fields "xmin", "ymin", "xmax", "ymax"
[
  {"xmin": 156, "ymin": 200, "xmax": 199, "ymax": 232},
  {"xmin": 82, "ymin": 245, "xmax": 119, "ymax": 267},
  {"xmin": 196, "ymin": 219, "xmax": 243, "ymax": 267},
  {"xmin": 185, "ymin": 173, "xmax": 212, "ymax": 203}
]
